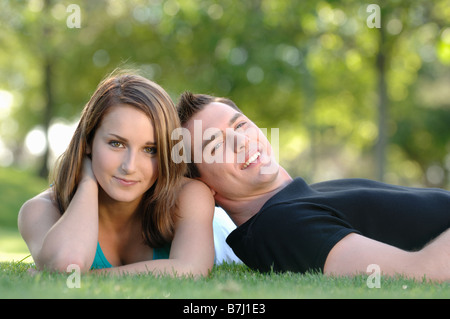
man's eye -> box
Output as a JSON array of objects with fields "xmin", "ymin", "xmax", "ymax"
[
  {"xmin": 211, "ymin": 142, "xmax": 223, "ymax": 155},
  {"xmin": 235, "ymin": 121, "xmax": 247, "ymax": 130}
]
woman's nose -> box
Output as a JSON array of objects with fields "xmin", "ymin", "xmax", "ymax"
[{"xmin": 121, "ymin": 150, "xmax": 137, "ymax": 174}]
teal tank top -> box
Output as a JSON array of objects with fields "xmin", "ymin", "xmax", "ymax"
[{"xmin": 90, "ymin": 242, "xmax": 171, "ymax": 269}]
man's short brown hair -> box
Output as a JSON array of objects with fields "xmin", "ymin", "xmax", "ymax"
[{"xmin": 177, "ymin": 92, "xmax": 241, "ymax": 125}]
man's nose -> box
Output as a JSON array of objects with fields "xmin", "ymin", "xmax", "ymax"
[{"xmin": 228, "ymin": 130, "xmax": 248, "ymax": 153}]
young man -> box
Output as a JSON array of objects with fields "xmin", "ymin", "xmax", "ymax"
[{"xmin": 176, "ymin": 92, "xmax": 450, "ymax": 282}]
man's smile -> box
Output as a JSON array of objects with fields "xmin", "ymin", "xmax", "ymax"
[{"xmin": 242, "ymin": 151, "xmax": 261, "ymax": 169}]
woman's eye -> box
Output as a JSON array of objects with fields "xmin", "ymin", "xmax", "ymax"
[
  {"xmin": 144, "ymin": 147, "xmax": 157, "ymax": 155},
  {"xmin": 109, "ymin": 141, "xmax": 123, "ymax": 148}
]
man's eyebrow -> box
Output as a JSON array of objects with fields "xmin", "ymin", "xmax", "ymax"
[
  {"xmin": 201, "ymin": 113, "xmax": 243, "ymax": 151},
  {"xmin": 228, "ymin": 112, "xmax": 242, "ymax": 126}
]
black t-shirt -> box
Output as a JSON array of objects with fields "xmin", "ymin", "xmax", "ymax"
[{"xmin": 226, "ymin": 178, "xmax": 450, "ymax": 273}]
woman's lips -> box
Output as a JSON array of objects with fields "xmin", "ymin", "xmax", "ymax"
[{"xmin": 114, "ymin": 176, "xmax": 138, "ymax": 186}]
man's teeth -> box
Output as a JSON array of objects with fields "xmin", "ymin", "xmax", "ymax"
[{"xmin": 243, "ymin": 152, "xmax": 261, "ymax": 169}]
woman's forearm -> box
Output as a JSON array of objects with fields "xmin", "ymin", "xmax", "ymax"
[
  {"xmin": 92, "ymin": 258, "xmax": 212, "ymax": 278},
  {"xmin": 36, "ymin": 178, "xmax": 99, "ymax": 272}
]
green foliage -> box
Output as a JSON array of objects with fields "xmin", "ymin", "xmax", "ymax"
[
  {"xmin": 0, "ymin": 167, "xmax": 48, "ymax": 228},
  {"xmin": 0, "ymin": 0, "xmax": 449, "ymax": 186}
]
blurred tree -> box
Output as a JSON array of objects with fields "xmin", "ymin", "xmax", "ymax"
[{"xmin": 0, "ymin": 0, "xmax": 449, "ymax": 188}]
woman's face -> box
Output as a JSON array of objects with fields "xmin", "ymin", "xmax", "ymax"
[{"xmin": 89, "ymin": 104, "xmax": 158, "ymax": 205}]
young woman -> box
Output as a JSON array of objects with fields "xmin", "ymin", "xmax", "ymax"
[{"xmin": 18, "ymin": 72, "xmax": 231, "ymax": 277}]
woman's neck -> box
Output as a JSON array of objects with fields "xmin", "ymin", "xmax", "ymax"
[{"xmin": 97, "ymin": 188, "xmax": 141, "ymax": 233}]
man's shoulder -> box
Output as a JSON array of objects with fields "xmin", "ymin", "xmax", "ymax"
[{"xmin": 261, "ymin": 177, "xmax": 311, "ymax": 208}]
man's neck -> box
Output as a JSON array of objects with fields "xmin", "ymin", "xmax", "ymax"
[{"xmin": 217, "ymin": 168, "xmax": 293, "ymax": 226}]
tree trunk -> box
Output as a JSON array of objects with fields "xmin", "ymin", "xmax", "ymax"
[
  {"xmin": 38, "ymin": 0, "xmax": 54, "ymax": 178},
  {"xmin": 375, "ymin": 27, "xmax": 388, "ymax": 182},
  {"xmin": 38, "ymin": 61, "xmax": 53, "ymax": 178}
]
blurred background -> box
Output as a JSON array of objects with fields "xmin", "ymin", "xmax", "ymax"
[{"xmin": 1, "ymin": 0, "xmax": 450, "ymax": 260}]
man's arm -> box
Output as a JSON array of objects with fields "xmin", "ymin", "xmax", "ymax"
[{"xmin": 323, "ymin": 230, "xmax": 450, "ymax": 282}]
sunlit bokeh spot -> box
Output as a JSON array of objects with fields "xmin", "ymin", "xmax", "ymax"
[
  {"xmin": 25, "ymin": 127, "xmax": 46, "ymax": 156},
  {"xmin": 48, "ymin": 120, "xmax": 77, "ymax": 160}
]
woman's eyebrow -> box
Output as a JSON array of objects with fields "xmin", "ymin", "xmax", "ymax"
[
  {"xmin": 107, "ymin": 133, "xmax": 128, "ymax": 142},
  {"xmin": 107, "ymin": 133, "xmax": 156, "ymax": 145}
]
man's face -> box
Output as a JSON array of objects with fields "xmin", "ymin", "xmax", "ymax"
[{"xmin": 184, "ymin": 102, "xmax": 280, "ymax": 201}]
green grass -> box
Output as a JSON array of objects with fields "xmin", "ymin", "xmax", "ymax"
[
  {"xmin": 0, "ymin": 167, "xmax": 449, "ymax": 299},
  {"xmin": 0, "ymin": 226, "xmax": 31, "ymax": 262},
  {"xmin": 0, "ymin": 166, "xmax": 49, "ymax": 228},
  {"xmin": 0, "ymin": 261, "xmax": 449, "ymax": 299},
  {"xmin": 0, "ymin": 166, "xmax": 48, "ymax": 262}
]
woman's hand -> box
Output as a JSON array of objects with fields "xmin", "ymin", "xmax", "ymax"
[
  {"xmin": 81, "ymin": 156, "xmax": 97, "ymax": 185},
  {"xmin": 18, "ymin": 156, "xmax": 100, "ymax": 273}
]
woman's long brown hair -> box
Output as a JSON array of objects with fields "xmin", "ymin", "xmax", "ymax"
[{"xmin": 50, "ymin": 70, "xmax": 186, "ymax": 247}]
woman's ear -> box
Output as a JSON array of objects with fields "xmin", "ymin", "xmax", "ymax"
[{"xmin": 86, "ymin": 144, "xmax": 92, "ymax": 155}]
